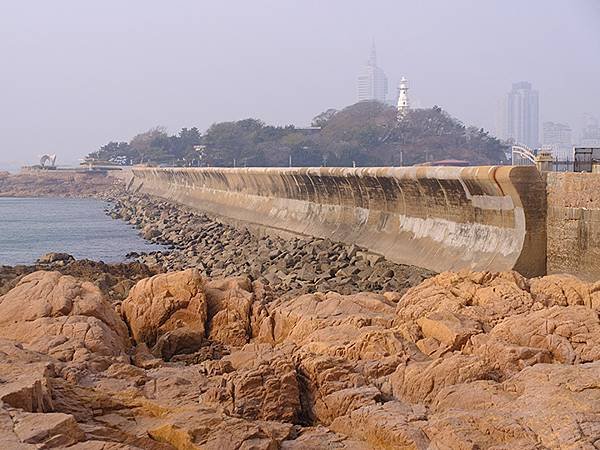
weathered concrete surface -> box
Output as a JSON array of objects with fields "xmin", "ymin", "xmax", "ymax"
[
  {"xmin": 127, "ymin": 166, "xmax": 547, "ymax": 276},
  {"xmin": 546, "ymin": 172, "xmax": 600, "ymax": 281}
]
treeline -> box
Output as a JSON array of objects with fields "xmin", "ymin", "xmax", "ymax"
[
  {"xmin": 87, "ymin": 127, "xmax": 203, "ymax": 166},
  {"xmin": 87, "ymin": 102, "xmax": 509, "ymax": 167}
]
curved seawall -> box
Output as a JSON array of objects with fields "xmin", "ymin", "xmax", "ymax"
[{"xmin": 127, "ymin": 166, "xmax": 546, "ymax": 276}]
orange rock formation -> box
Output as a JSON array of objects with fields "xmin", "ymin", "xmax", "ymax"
[{"xmin": 1, "ymin": 269, "xmax": 600, "ymax": 448}]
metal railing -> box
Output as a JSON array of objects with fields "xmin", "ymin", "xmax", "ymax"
[{"xmin": 511, "ymin": 144, "xmax": 536, "ymax": 166}]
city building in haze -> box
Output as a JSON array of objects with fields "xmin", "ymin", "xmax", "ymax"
[
  {"xmin": 357, "ymin": 43, "xmax": 388, "ymax": 103},
  {"xmin": 542, "ymin": 122, "xmax": 572, "ymax": 160},
  {"xmin": 499, "ymin": 82, "xmax": 539, "ymax": 149},
  {"xmin": 581, "ymin": 114, "xmax": 600, "ymax": 146}
]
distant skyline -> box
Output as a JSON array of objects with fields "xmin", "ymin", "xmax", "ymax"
[
  {"xmin": 543, "ymin": 121, "xmax": 572, "ymax": 160},
  {"xmin": 0, "ymin": 0, "xmax": 599, "ymax": 170},
  {"xmin": 499, "ymin": 81, "xmax": 540, "ymax": 149}
]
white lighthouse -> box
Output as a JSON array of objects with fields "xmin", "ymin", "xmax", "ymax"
[{"xmin": 397, "ymin": 77, "xmax": 410, "ymax": 118}]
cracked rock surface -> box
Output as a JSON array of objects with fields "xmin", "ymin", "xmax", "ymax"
[{"xmin": 1, "ymin": 266, "xmax": 600, "ymax": 448}]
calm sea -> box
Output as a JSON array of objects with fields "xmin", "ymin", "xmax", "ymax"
[{"xmin": 0, "ymin": 197, "xmax": 164, "ymax": 266}]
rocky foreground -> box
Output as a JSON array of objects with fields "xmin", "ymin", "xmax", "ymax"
[{"xmin": 2, "ymin": 263, "xmax": 600, "ymax": 448}]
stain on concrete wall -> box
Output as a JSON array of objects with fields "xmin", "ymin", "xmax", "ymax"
[{"xmin": 129, "ymin": 166, "xmax": 547, "ymax": 276}]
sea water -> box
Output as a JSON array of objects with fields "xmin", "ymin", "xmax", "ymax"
[{"xmin": 0, "ymin": 197, "xmax": 164, "ymax": 265}]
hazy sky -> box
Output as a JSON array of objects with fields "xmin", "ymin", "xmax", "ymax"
[{"xmin": 0, "ymin": 0, "xmax": 599, "ymax": 170}]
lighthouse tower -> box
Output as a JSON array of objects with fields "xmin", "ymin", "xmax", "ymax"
[{"xmin": 397, "ymin": 77, "xmax": 410, "ymax": 118}]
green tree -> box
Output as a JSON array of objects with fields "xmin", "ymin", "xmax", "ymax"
[{"xmin": 129, "ymin": 127, "xmax": 170, "ymax": 164}]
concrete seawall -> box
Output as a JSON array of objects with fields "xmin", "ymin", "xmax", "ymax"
[{"xmin": 127, "ymin": 166, "xmax": 547, "ymax": 277}]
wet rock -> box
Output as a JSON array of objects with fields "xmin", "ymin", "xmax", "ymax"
[
  {"xmin": 37, "ymin": 252, "xmax": 75, "ymax": 265},
  {"xmin": 141, "ymin": 224, "xmax": 162, "ymax": 240}
]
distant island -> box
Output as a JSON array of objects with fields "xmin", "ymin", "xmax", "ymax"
[{"xmin": 87, "ymin": 102, "xmax": 509, "ymax": 168}]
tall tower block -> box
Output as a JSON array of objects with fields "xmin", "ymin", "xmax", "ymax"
[
  {"xmin": 357, "ymin": 42, "xmax": 388, "ymax": 103},
  {"xmin": 397, "ymin": 77, "xmax": 409, "ymax": 118}
]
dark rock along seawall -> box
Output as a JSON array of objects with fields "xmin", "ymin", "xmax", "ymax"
[{"xmin": 107, "ymin": 192, "xmax": 434, "ymax": 299}]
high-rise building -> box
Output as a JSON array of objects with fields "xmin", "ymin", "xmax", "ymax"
[
  {"xmin": 501, "ymin": 82, "xmax": 539, "ymax": 149},
  {"xmin": 542, "ymin": 122, "xmax": 572, "ymax": 160},
  {"xmin": 357, "ymin": 43, "xmax": 388, "ymax": 103},
  {"xmin": 581, "ymin": 114, "xmax": 600, "ymax": 146}
]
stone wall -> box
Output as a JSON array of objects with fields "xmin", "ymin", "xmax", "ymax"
[
  {"xmin": 546, "ymin": 172, "xmax": 600, "ymax": 281},
  {"xmin": 128, "ymin": 166, "xmax": 547, "ymax": 277}
]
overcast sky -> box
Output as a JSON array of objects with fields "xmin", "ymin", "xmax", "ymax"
[{"xmin": 0, "ymin": 0, "xmax": 598, "ymax": 170}]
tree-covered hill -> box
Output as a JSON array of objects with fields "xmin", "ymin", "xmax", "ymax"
[{"xmin": 86, "ymin": 102, "xmax": 508, "ymax": 167}]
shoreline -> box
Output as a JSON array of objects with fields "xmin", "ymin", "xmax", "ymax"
[{"xmin": 1, "ymin": 187, "xmax": 435, "ymax": 299}]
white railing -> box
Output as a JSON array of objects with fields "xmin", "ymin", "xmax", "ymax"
[{"xmin": 511, "ymin": 144, "xmax": 536, "ymax": 166}]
